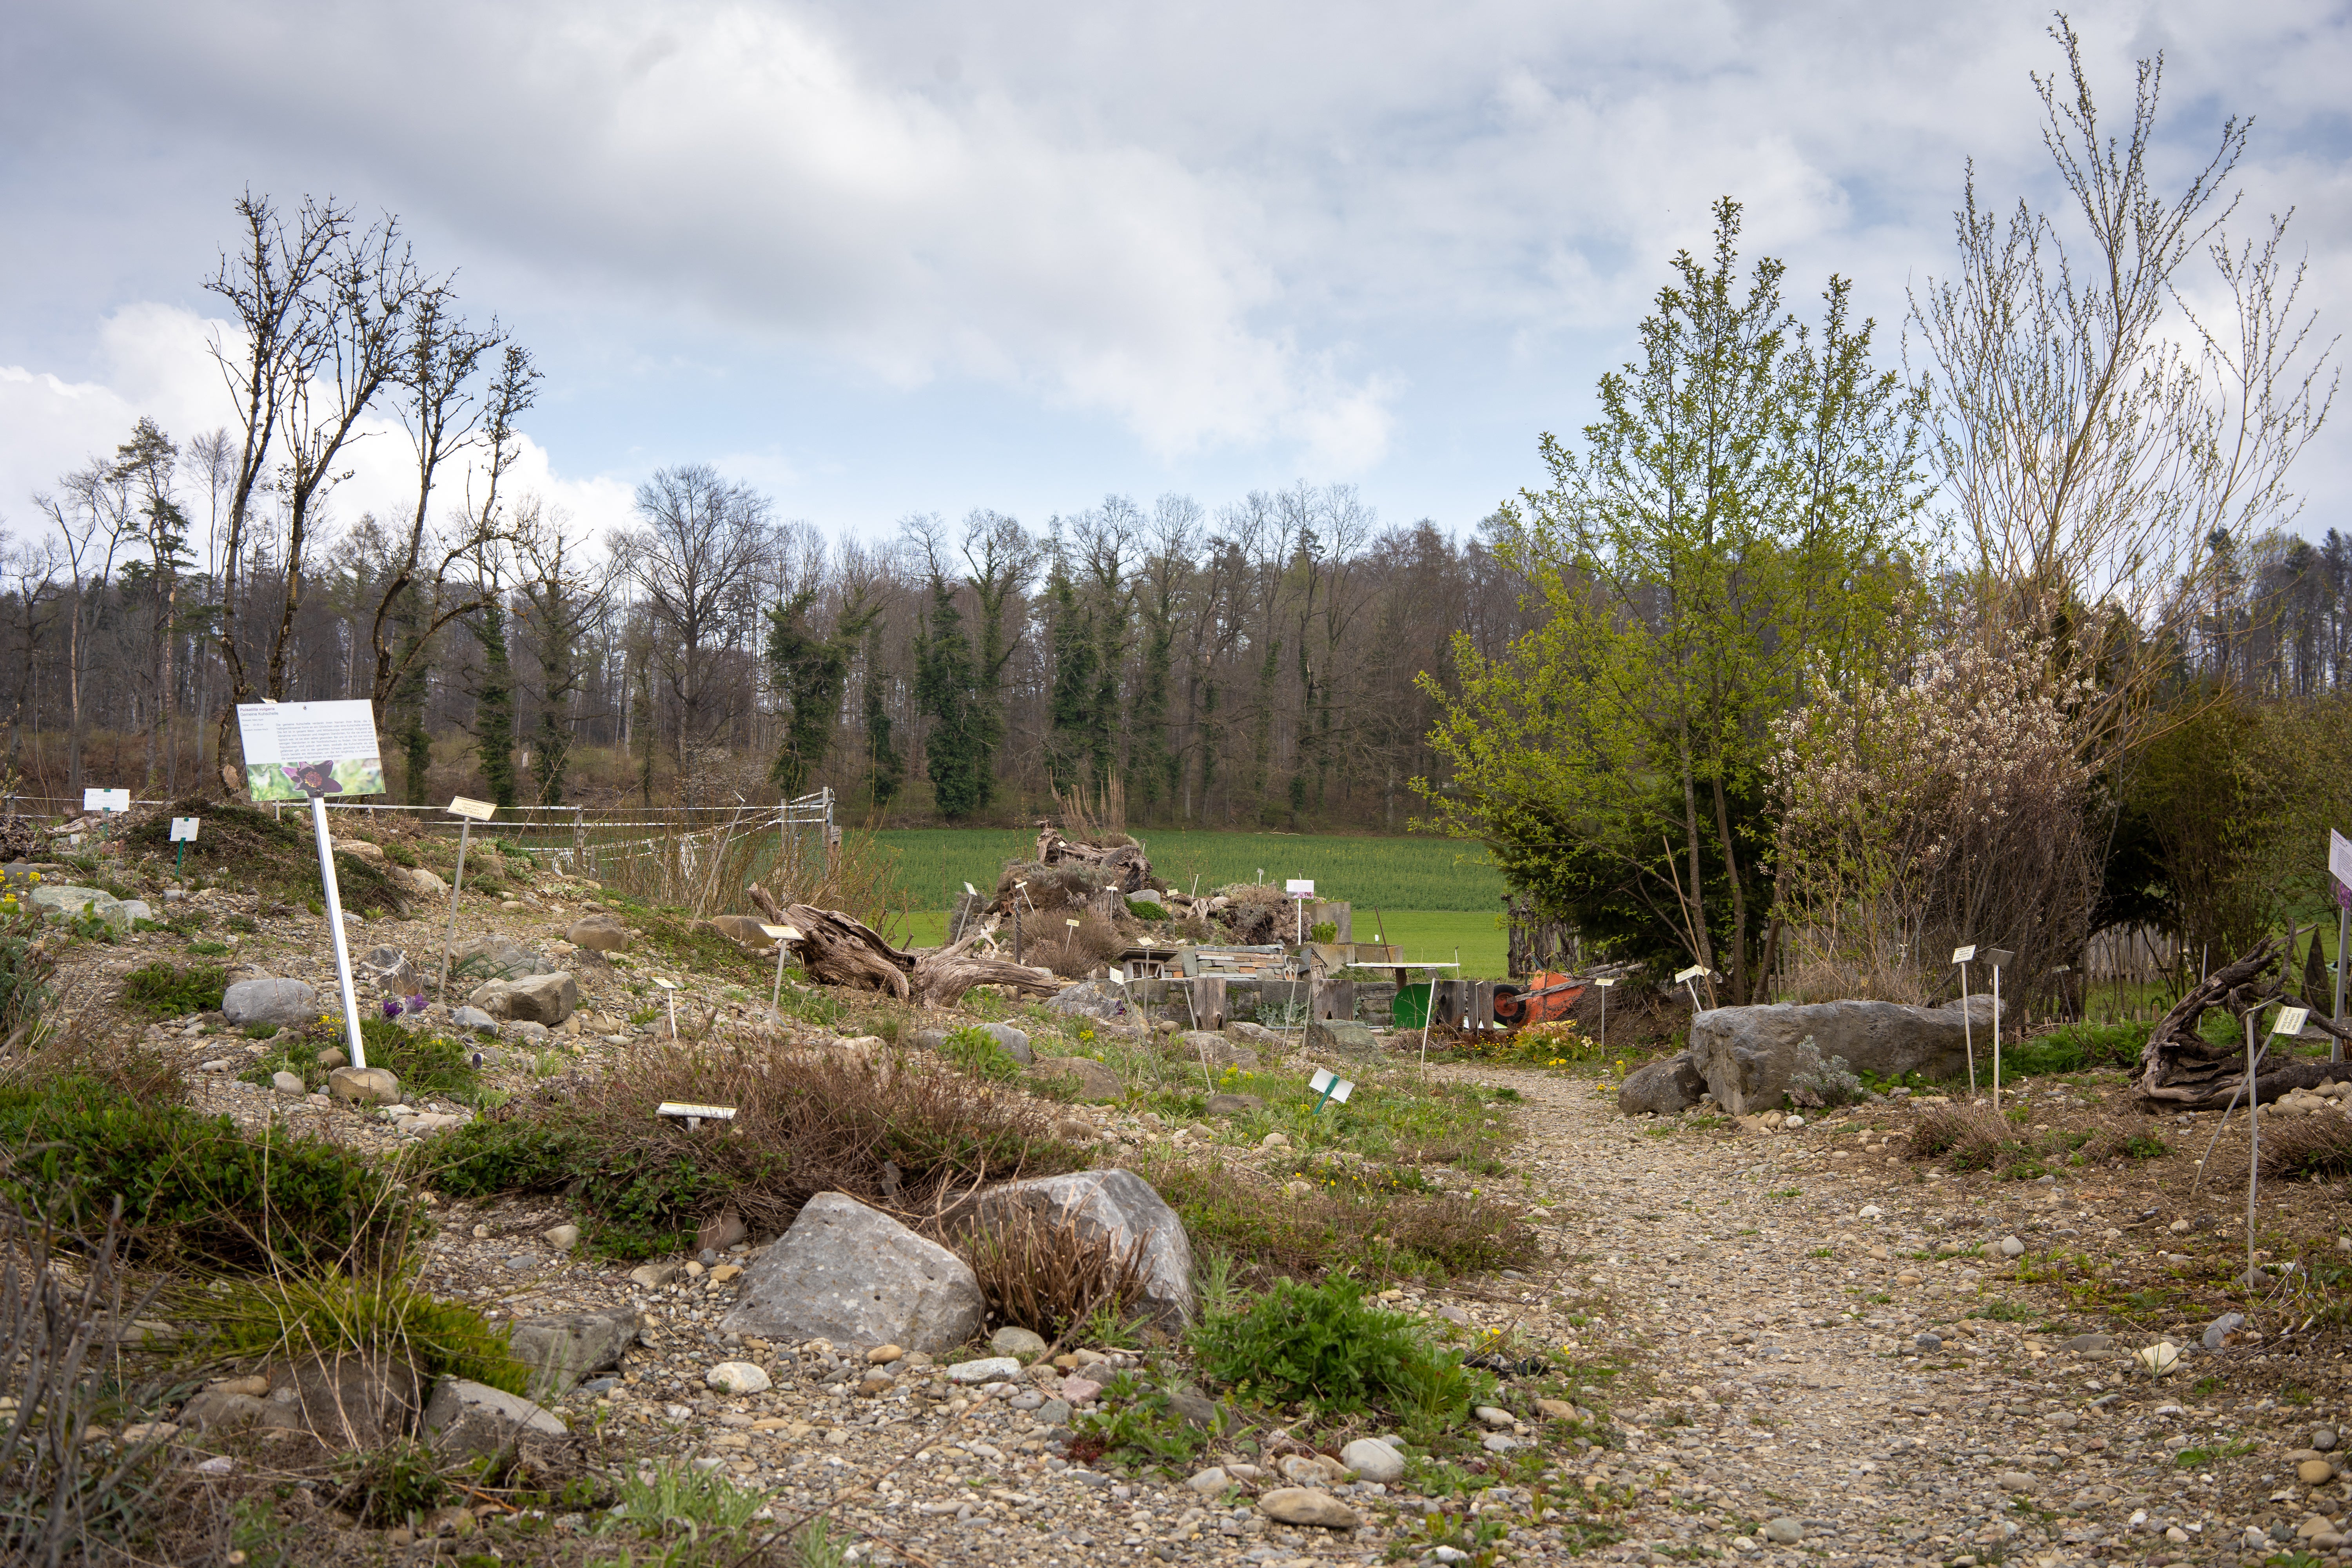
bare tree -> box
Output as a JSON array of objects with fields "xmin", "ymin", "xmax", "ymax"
[
  {"xmin": 616, "ymin": 465, "xmax": 774, "ymax": 774},
  {"xmin": 34, "ymin": 463, "xmax": 136, "ymax": 798}
]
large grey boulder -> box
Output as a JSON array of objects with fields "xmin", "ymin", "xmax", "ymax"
[
  {"xmin": 957, "ymin": 1169, "xmax": 1196, "ymax": 1329},
  {"xmin": 1304, "ymin": 1019, "xmax": 1377, "ymax": 1056},
  {"xmin": 1045, "ymin": 979, "xmax": 1140, "ymax": 1026},
  {"xmin": 719, "ymin": 1192, "xmax": 985, "ymax": 1353},
  {"xmin": 223, "ymin": 976, "xmax": 319, "ymax": 1029},
  {"xmin": 1691, "ymin": 996, "xmax": 1996, "ymax": 1114},
  {"xmin": 978, "ymin": 1022, "xmax": 1033, "ymax": 1064},
  {"xmin": 449, "ymin": 936, "xmax": 555, "ymax": 981},
  {"xmin": 506, "ymin": 1310, "xmax": 636, "ymax": 1399},
  {"xmin": 468, "ymin": 971, "xmax": 579, "ymax": 1026},
  {"xmin": 1618, "ymin": 1053, "xmax": 1707, "ymax": 1116},
  {"xmin": 30, "ymin": 883, "xmax": 127, "ymax": 927},
  {"xmin": 422, "ymin": 1378, "xmax": 566, "ymax": 1458}
]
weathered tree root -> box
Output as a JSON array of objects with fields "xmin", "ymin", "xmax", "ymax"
[{"xmin": 2133, "ymin": 935, "xmax": 2351, "ymax": 1110}]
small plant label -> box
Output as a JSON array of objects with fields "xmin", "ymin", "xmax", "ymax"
[
  {"xmin": 1308, "ymin": 1067, "xmax": 1354, "ymax": 1111},
  {"xmin": 83, "ymin": 787, "xmax": 131, "ymax": 813},
  {"xmin": 1065, "ymin": 917, "xmax": 1081, "ymax": 928},
  {"xmin": 2274, "ymin": 1007, "xmax": 2310, "ymax": 1037},
  {"xmin": 1673, "ymin": 964, "xmax": 1706, "ymax": 983},
  {"xmin": 446, "ymin": 796, "xmax": 497, "ymax": 820},
  {"xmin": 2331, "ymin": 828, "xmax": 2352, "ymax": 889},
  {"xmin": 1951, "ymin": 945, "xmax": 1976, "ymax": 964},
  {"xmin": 759, "ymin": 923, "xmax": 800, "ymax": 942},
  {"xmin": 169, "ymin": 817, "xmax": 200, "ymax": 842},
  {"xmin": 1285, "ymin": 878, "xmax": 1315, "ymax": 897},
  {"xmin": 657, "ymin": 1101, "xmax": 738, "ymax": 1132}
]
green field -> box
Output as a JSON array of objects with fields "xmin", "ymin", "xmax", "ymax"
[
  {"xmin": 882, "ymin": 830, "xmax": 1511, "ymax": 976},
  {"xmin": 874, "ymin": 829, "xmax": 1505, "ymax": 911}
]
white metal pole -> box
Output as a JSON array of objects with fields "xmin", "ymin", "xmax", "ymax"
[
  {"xmin": 437, "ymin": 817, "xmax": 474, "ymax": 1002},
  {"xmin": 2334, "ymin": 898, "xmax": 2349, "ymax": 1064},
  {"xmin": 1991, "ymin": 963, "xmax": 2003, "ymax": 1109},
  {"xmin": 311, "ymin": 794, "xmax": 368, "ymax": 1071},
  {"xmin": 2248, "ymin": 1009, "xmax": 2261, "ymax": 1287}
]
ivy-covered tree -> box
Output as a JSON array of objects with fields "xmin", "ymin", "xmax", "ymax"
[
  {"xmin": 469, "ymin": 592, "xmax": 517, "ymax": 809},
  {"xmin": 766, "ymin": 588, "xmax": 877, "ymax": 798},
  {"xmin": 913, "ymin": 579, "xmax": 995, "ymax": 820}
]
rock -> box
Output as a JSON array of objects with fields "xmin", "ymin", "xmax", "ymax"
[
  {"xmin": 2202, "ymin": 1311, "xmax": 2246, "ymax": 1349},
  {"xmin": 866, "ymin": 1345, "xmax": 903, "ymax": 1364},
  {"xmin": 1225, "ymin": 1021, "xmax": 1281, "ymax": 1047},
  {"xmin": 1303, "ymin": 1019, "xmax": 1377, "ymax": 1056},
  {"xmin": 1203, "ymin": 1093, "xmax": 1264, "ymax": 1116},
  {"xmin": 706, "ymin": 1361, "xmax": 771, "ymax": 1395},
  {"xmin": 1995, "ymin": 1470, "xmax": 2037, "ymax": 1492},
  {"xmin": 1045, "ymin": 978, "xmax": 1142, "ymax": 1027},
  {"xmin": 452, "ymin": 1006, "xmax": 498, "ymax": 1033},
  {"xmin": 628, "ymin": 1263, "xmax": 680, "ymax": 1289},
  {"xmin": 1916, "ymin": 1333, "xmax": 1943, "ymax": 1352},
  {"xmin": 1998, "ymin": 1235, "xmax": 2025, "ymax": 1258},
  {"xmin": 1167, "ymin": 1387, "xmax": 1220, "ymax": 1429},
  {"xmin": 30, "ymin": 883, "xmax": 127, "ymax": 927},
  {"xmin": 1258, "ymin": 1488, "xmax": 1359, "ymax": 1530},
  {"xmin": 1037, "ymin": 1397, "xmax": 1071, "ymax": 1425},
  {"xmin": 1857, "ymin": 1204, "xmax": 1882, "ymax": 1219},
  {"xmin": 1474, "ymin": 1405, "xmax": 1515, "ymax": 1429},
  {"xmin": 270, "ymin": 1070, "xmax": 307, "ymax": 1095},
  {"xmin": 565, "ymin": 915, "xmax": 633, "ymax": 951},
  {"xmin": 1341, "ymin": 1437, "xmax": 1406, "ymax": 1483},
  {"xmin": 2135, "ymin": 1341, "xmax": 2181, "ymax": 1375},
  {"xmin": 1279, "ymin": 1453, "xmax": 1347, "ymax": 1485},
  {"xmin": 223, "ymin": 977, "xmax": 320, "ymax": 1029},
  {"xmin": 422, "ymin": 1378, "xmax": 567, "ymax": 1458},
  {"xmin": 467, "ymin": 971, "xmax": 579, "ymax": 1026},
  {"xmin": 1187, "ymin": 1466, "xmax": 1231, "ymax": 1494},
  {"xmin": 697, "ymin": 1209, "xmax": 749, "ymax": 1253},
  {"xmin": 1480, "ymin": 1432, "xmax": 1521, "ymax": 1453},
  {"xmin": 991, "ymin": 1326, "xmax": 1049, "ymax": 1361},
  {"xmin": 179, "ymin": 1388, "xmax": 300, "ymax": 1432},
  {"xmin": 979, "ymin": 1023, "xmax": 1034, "ymax": 1064},
  {"xmin": 277, "ymin": 1354, "xmax": 424, "ymax": 1450},
  {"xmin": 1617, "ymin": 1053, "xmax": 1706, "ymax": 1116},
  {"xmin": 1689, "ymin": 996, "xmax": 1998, "ymax": 1114},
  {"xmin": 315, "ymin": 1048, "xmax": 347, "ymax": 1069},
  {"xmin": 2302, "ymin": 1458, "xmax": 2338, "ymax": 1486},
  {"xmin": 355, "ymin": 945, "xmax": 419, "ymax": 992},
  {"xmin": 505, "ymin": 1311, "xmax": 636, "ymax": 1398},
  {"xmin": 947, "ymin": 1356, "xmax": 1022, "ymax": 1385},
  {"xmin": 505, "ymin": 1020, "xmax": 550, "ymax": 1043},
  {"xmin": 1534, "ymin": 1398, "xmax": 1576, "ymax": 1419},
  {"xmin": 1260, "ymin": 1132, "xmax": 1290, "ymax": 1149},
  {"xmin": 1059, "ymin": 1377, "xmax": 1102, "ymax": 1405},
  {"xmin": 2061, "ymin": 1333, "xmax": 2115, "ymax": 1354},
  {"xmin": 328, "ymin": 1066, "xmax": 401, "ymax": 1105},
  {"xmin": 954, "ymin": 1169, "xmax": 1196, "ymax": 1328},
  {"xmin": 2314, "ymin": 1426, "xmax": 2340, "ymax": 1453},
  {"xmin": 406, "ymin": 868, "xmax": 449, "ymax": 897},
  {"xmin": 118, "ymin": 899, "xmax": 154, "ymax": 924},
  {"xmin": 1031, "ymin": 1056, "xmax": 1125, "ymax": 1102},
  {"xmin": 719, "ymin": 1192, "xmax": 985, "ymax": 1353},
  {"xmin": 1178, "ymin": 1031, "xmax": 1258, "ymax": 1071},
  {"xmin": 1761, "ymin": 1518, "xmax": 1804, "ymax": 1544}
]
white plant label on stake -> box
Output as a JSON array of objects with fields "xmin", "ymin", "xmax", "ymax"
[
  {"xmin": 1595, "ymin": 975, "xmax": 1616, "ymax": 1058},
  {"xmin": 761, "ymin": 924, "xmax": 802, "ymax": 1013},
  {"xmin": 2332, "ymin": 829, "xmax": 2352, "ymax": 889},
  {"xmin": 657, "ymin": 1101, "xmax": 738, "ymax": 1133},
  {"xmin": 83, "ymin": 788, "xmax": 131, "ymax": 813},
  {"xmin": 169, "ymin": 818, "xmax": 200, "ymax": 842},
  {"xmin": 2274, "ymin": 1007, "xmax": 2310, "ymax": 1038},
  {"xmin": 1674, "ymin": 964, "xmax": 1708, "ymax": 1013},
  {"xmin": 652, "ymin": 975, "xmax": 680, "ymax": 1038},
  {"xmin": 964, "ymin": 882, "xmax": 978, "ymax": 898},
  {"xmin": 435, "ymin": 796, "xmax": 497, "ymax": 1004},
  {"xmin": 2332, "ymin": 830, "xmax": 2352, "ymax": 1059},
  {"xmin": 1954, "ymin": 946, "xmax": 1978, "ymax": 1097},
  {"xmin": 1982, "ymin": 948, "xmax": 2015, "ymax": 1106},
  {"xmin": 1308, "ymin": 1067, "xmax": 1354, "ymax": 1112}
]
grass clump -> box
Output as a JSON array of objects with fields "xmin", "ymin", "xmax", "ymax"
[
  {"xmin": 940, "ymin": 1024, "xmax": 1024, "ymax": 1083},
  {"xmin": 958, "ymin": 1201, "xmax": 1150, "ymax": 1341},
  {"xmin": 1191, "ymin": 1272, "xmax": 1491, "ymax": 1423},
  {"xmin": 176, "ymin": 1273, "xmax": 532, "ymax": 1394},
  {"xmin": 2261, "ymin": 1116, "xmax": 2352, "ymax": 1181},
  {"xmin": 1144, "ymin": 1157, "xmax": 1536, "ymax": 1286},
  {"xmin": 0, "ymin": 1076, "xmax": 416, "ymax": 1274},
  {"xmin": 424, "ymin": 1040, "xmax": 1085, "ymax": 1258},
  {"xmin": 2001, "ymin": 1022, "xmax": 2151, "ymax": 1076},
  {"xmin": 122, "ymin": 961, "xmax": 227, "ymax": 1019}
]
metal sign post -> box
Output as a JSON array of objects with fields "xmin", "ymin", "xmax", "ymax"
[
  {"xmin": 1953, "ymin": 945, "xmax": 1978, "ymax": 1096},
  {"xmin": 1595, "ymin": 975, "xmax": 1616, "ymax": 1058},
  {"xmin": 652, "ymin": 976, "xmax": 680, "ymax": 1039},
  {"xmin": 2330, "ymin": 830, "xmax": 2352, "ymax": 1060},
  {"xmin": 169, "ymin": 816, "xmax": 200, "ymax": 880},
  {"xmin": 1286, "ymin": 879, "xmax": 1314, "ymax": 947},
  {"xmin": 1674, "ymin": 964, "xmax": 1708, "ymax": 1014},
  {"xmin": 1983, "ymin": 948, "xmax": 2015, "ymax": 1106},
  {"xmin": 762, "ymin": 923, "xmax": 801, "ymax": 1013},
  {"xmin": 436, "ymin": 797, "xmax": 497, "ymax": 1002},
  {"xmin": 2253, "ymin": 1005, "xmax": 2309, "ymax": 1287}
]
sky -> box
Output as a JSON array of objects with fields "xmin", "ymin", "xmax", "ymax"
[{"xmin": 4, "ymin": 0, "xmax": 2349, "ymax": 555}]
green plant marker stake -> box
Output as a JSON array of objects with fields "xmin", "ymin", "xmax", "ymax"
[
  {"xmin": 170, "ymin": 815, "xmax": 199, "ymax": 880},
  {"xmin": 1308, "ymin": 1067, "xmax": 1353, "ymax": 1114}
]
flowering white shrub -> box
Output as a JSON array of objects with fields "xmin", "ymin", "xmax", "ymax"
[{"xmin": 1769, "ymin": 630, "xmax": 2094, "ymax": 1002}]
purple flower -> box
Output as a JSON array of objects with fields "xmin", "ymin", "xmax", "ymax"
[
  {"xmin": 381, "ymin": 998, "xmax": 404, "ymax": 1018},
  {"xmin": 405, "ymin": 993, "xmax": 428, "ymax": 1014}
]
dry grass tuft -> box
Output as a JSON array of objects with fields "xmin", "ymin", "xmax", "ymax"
[
  {"xmin": 955, "ymin": 1201, "xmax": 1149, "ymax": 1341},
  {"xmin": 1905, "ymin": 1103, "xmax": 2014, "ymax": 1167},
  {"xmin": 1030, "ymin": 908, "xmax": 1125, "ymax": 979},
  {"xmin": 2259, "ymin": 1114, "xmax": 2352, "ymax": 1181}
]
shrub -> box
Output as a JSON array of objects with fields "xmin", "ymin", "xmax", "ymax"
[
  {"xmin": 424, "ymin": 1041, "xmax": 1084, "ymax": 1258},
  {"xmin": 1308, "ymin": 920, "xmax": 1338, "ymax": 943},
  {"xmin": 1191, "ymin": 1272, "xmax": 1489, "ymax": 1421},
  {"xmin": 2000, "ymin": 1021, "xmax": 2150, "ymax": 1076},
  {"xmin": 334, "ymin": 1438, "xmax": 448, "ymax": 1527},
  {"xmin": 120, "ymin": 961, "xmax": 229, "ymax": 1018},
  {"xmin": 0, "ymin": 909, "xmax": 54, "ymax": 1040},
  {"xmin": 0, "ymin": 1076, "xmax": 417, "ymax": 1274},
  {"xmin": 175, "ymin": 1273, "xmax": 531, "ymax": 1394},
  {"xmin": 957, "ymin": 1201, "xmax": 1149, "ymax": 1341},
  {"xmin": 1785, "ymin": 1038, "xmax": 1866, "ymax": 1108}
]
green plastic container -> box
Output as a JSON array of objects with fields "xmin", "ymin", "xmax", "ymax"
[{"xmin": 1392, "ymin": 983, "xmax": 1431, "ymax": 1030}]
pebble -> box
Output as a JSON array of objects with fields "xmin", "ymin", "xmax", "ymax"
[
  {"xmin": 1761, "ymin": 1517, "xmax": 1803, "ymax": 1544},
  {"xmin": 1915, "ymin": 1333, "xmax": 1942, "ymax": 1351},
  {"xmin": 2316, "ymin": 1426, "xmax": 2341, "ymax": 1453},
  {"xmin": 1473, "ymin": 1406, "xmax": 1515, "ymax": 1429},
  {"xmin": 544, "ymin": 1224, "xmax": 580, "ymax": 1252},
  {"xmin": 990, "ymin": 1326, "xmax": 1048, "ymax": 1361},
  {"xmin": 1340, "ymin": 1437, "xmax": 1405, "ymax": 1483},
  {"xmin": 1856, "ymin": 1204, "xmax": 1882, "ymax": 1219},
  {"xmin": 866, "ymin": 1344, "xmax": 904, "ymax": 1365},
  {"xmin": 1260, "ymin": 1132, "xmax": 1290, "ymax": 1149},
  {"xmin": 1187, "ymin": 1466, "xmax": 1230, "ymax": 1494},
  {"xmin": 946, "ymin": 1356, "xmax": 1022, "ymax": 1385},
  {"xmin": 1060, "ymin": 1378, "xmax": 1102, "ymax": 1405},
  {"xmin": 706, "ymin": 1362, "xmax": 771, "ymax": 1396},
  {"xmin": 1997, "ymin": 1234, "xmax": 2025, "ymax": 1257},
  {"xmin": 270, "ymin": 1070, "xmax": 305, "ymax": 1095},
  {"xmin": 1995, "ymin": 1470, "xmax": 2036, "ymax": 1492},
  {"xmin": 2301, "ymin": 1458, "xmax": 2337, "ymax": 1485},
  {"xmin": 2202, "ymin": 1310, "xmax": 2245, "ymax": 1348},
  {"xmin": 1256, "ymin": 1488, "xmax": 1359, "ymax": 1530}
]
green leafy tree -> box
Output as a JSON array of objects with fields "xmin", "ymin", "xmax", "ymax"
[
  {"xmin": 470, "ymin": 593, "xmax": 517, "ymax": 809},
  {"xmin": 913, "ymin": 580, "xmax": 995, "ymax": 820},
  {"xmin": 1043, "ymin": 567, "xmax": 1097, "ymax": 788},
  {"xmin": 1418, "ymin": 199, "xmax": 1927, "ymax": 1000},
  {"xmin": 766, "ymin": 589, "xmax": 877, "ymax": 798}
]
